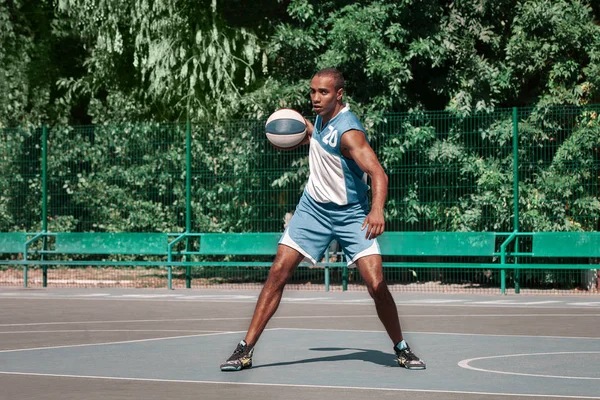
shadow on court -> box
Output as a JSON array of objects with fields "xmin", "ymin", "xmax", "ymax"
[{"xmin": 253, "ymin": 347, "xmax": 398, "ymax": 369}]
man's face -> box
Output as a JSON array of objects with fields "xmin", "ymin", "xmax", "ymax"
[{"xmin": 310, "ymin": 75, "xmax": 342, "ymax": 118}]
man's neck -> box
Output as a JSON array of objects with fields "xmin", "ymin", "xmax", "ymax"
[{"xmin": 321, "ymin": 102, "xmax": 345, "ymax": 127}]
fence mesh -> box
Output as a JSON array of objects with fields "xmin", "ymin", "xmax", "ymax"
[{"xmin": 1, "ymin": 105, "xmax": 599, "ymax": 293}]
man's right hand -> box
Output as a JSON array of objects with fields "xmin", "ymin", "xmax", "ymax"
[{"xmin": 301, "ymin": 118, "xmax": 314, "ymax": 145}]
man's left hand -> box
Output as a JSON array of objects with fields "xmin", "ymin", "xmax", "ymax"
[{"xmin": 361, "ymin": 209, "xmax": 385, "ymax": 239}]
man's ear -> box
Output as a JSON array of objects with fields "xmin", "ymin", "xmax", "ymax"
[{"xmin": 337, "ymin": 88, "xmax": 344, "ymax": 102}]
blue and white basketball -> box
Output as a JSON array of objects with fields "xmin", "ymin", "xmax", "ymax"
[{"xmin": 265, "ymin": 109, "xmax": 307, "ymax": 150}]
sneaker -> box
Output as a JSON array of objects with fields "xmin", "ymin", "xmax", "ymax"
[
  {"xmin": 220, "ymin": 340, "xmax": 254, "ymax": 371},
  {"xmin": 394, "ymin": 342, "xmax": 426, "ymax": 370}
]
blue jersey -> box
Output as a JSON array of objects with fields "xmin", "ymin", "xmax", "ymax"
[{"xmin": 304, "ymin": 106, "xmax": 369, "ymax": 206}]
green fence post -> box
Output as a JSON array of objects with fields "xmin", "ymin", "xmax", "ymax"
[
  {"xmin": 342, "ymin": 265, "xmax": 348, "ymax": 291},
  {"xmin": 512, "ymin": 107, "xmax": 520, "ymax": 294},
  {"xmin": 23, "ymin": 240, "xmax": 28, "ymax": 288},
  {"xmin": 42, "ymin": 126, "xmax": 48, "ymax": 288},
  {"xmin": 324, "ymin": 248, "xmax": 330, "ymax": 291},
  {"xmin": 168, "ymin": 266, "xmax": 172, "ymax": 290},
  {"xmin": 185, "ymin": 120, "xmax": 192, "ymax": 289}
]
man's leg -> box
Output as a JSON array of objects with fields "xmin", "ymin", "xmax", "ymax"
[
  {"xmin": 244, "ymin": 244, "xmax": 304, "ymax": 345},
  {"xmin": 355, "ymin": 254, "xmax": 426, "ymax": 370},
  {"xmin": 220, "ymin": 244, "xmax": 304, "ymax": 371},
  {"xmin": 355, "ymin": 254, "xmax": 403, "ymax": 344}
]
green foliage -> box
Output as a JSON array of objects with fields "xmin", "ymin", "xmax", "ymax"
[
  {"xmin": 243, "ymin": 0, "xmax": 600, "ymax": 122},
  {"xmin": 1, "ymin": 1, "xmax": 599, "ymax": 236},
  {"xmin": 0, "ymin": 127, "xmax": 42, "ymax": 231},
  {"xmin": 506, "ymin": 0, "xmax": 600, "ymax": 106},
  {"xmin": 1, "ymin": 106, "xmax": 599, "ymax": 235},
  {"xmin": 45, "ymin": 124, "xmax": 187, "ymax": 232},
  {"xmin": 2, "ymin": 0, "xmax": 600, "ymax": 124},
  {"xmin": 55, "ymin": 0, "xmax": 270, "ymax": 123}
]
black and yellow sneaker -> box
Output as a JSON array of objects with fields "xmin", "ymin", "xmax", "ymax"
[
  {"xmin": 220, "ymin": 340, "xmax": 254, "ymax": 371},
  {"xmin": 394, "ymin": 341, "xmax": 426, "ymax": 370}
]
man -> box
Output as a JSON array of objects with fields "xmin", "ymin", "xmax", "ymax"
[{"xmin": 220, "ymin": 68, "xmax": 426, "ymax": 371}]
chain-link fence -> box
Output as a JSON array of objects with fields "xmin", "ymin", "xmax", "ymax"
[{"xmin": 1, "ymin": 105, "xmax": 599, "ymax": 292}]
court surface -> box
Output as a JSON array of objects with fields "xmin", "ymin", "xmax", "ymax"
[{"xmin": 1, "ymin": 287, "xmax": 599, "ymax": 400}]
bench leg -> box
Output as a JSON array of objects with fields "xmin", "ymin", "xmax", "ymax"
[
  {"xmin": 324, "ymin": 266, "xmax": 329, "ymax": 292},
  {"xmin": 168, "ymin": 266, "xmax": 172, "ymax": 290}
]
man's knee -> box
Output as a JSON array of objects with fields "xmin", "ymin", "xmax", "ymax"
[
  {"xmin": 266, "ymin": 261, "xmax": 294, "ymax": 288},
  {"xmin": 366, "ymin": 279, "xmax": 390, "ymax": 300}
]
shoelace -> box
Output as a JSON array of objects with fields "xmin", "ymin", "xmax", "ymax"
[
  {"xmin": 228, "ymin": 344, "xmax": 249, "ymax": 361},
  {"xmin": 399, "ymin": 347, "xmax": 420, "ymax": 362}
]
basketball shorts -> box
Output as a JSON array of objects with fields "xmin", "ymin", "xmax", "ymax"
[{"xmin": 279, "ymin": 192, "xmax": 380, "ymax": 266}]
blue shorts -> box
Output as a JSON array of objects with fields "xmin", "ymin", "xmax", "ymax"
[{"xmin": 279, "ymin": 193, "xmax": 380, "ymax": 266}]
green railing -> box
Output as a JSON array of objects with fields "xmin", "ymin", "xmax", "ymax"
[{"xmin": 1, "ymin": 105, "xmax": 599, "ymax": 292}]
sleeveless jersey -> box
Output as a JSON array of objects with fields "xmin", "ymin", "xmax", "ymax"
[{"xmin": 304, "ymin": 106, "xmax": 369, "ymax": 206}]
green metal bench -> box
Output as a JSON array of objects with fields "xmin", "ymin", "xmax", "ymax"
[
  {"xmin": 8, "ymin": 232, "xmax": 283, "ymax": 289},
  {"xmin": 532, "ymin": 232, "xmax": 600, "ymax": 258},
  {"xmin": 0, "ymin": 232, "xmax": 28, "ymax": 255},
  {"xmin": 166, "ymin": 232, "xmax": 282, "ymax": 289},
  {"xmin": 0, "ymin": 232, "xmax": 41, "ymax": 285},
  {"xmin": 377, "ymin": 232, "xmax": 497, "ymax": 257},
  {"xmin": 499, "ymin": 232, "xmax": 600, "ymax": 261},
  {"xmin": 498, "ymin": 231, "xmax": 600, "ymax": 293},
  {"xmin": 5, "ymin": 231, "xmax": 597, "ymax": 292},
  {"xmin": 532, "ymin": 232, "xmax": 599, "ymax": 292},
  {"xmin": 53, "ymin": 232, "xmax": 169, "ymax": 255},
  {"xmin": 348, "ymin": 231, "xmax": 501, "ymax": 291},
  {"xmin": 14, "ymin": 232, "xmax": 172, "ymax": 288},
  {"xmin": 197, "ymin": 232, "xmax": 281, "ymax": 255},
  {"xmin": 164, "ymin": 231, "xmax": 500, "ymax": 292},
  {"xmin": 130, "ymin": 232, "xmax": 501, "ymax": 290}
]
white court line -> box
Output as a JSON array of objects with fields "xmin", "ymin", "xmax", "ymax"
[
  {"xmin": 2, "ymin": 328, "xmax": 597, "ymax": 355},
  {"xmin": 274, "ymin": 328, "xmax": 600, "ymax": 341},
  {"xmin": 0, "ymin": 371, "xmax": 599, "ymax": 399},
  {"xmin": 4, "ymin": 294, "xmax": 600, "ymax": 309},
  {"xmin": 2, "ymin": 313, "xmax": 600, "ymax": 327},
  {"xmin": 339, "ymin": 299, "xmax": 372, "ymax": 303},
  {"xmin": 0, "ymin": 330, "xmax": 224, "ymax": 334},
  {"xmin": 458, "ymin": 351, "xmax": 600, "ymax": 380},
  {"xmin": 119, "ymin": 294, "xmax": 181, "ymax": 298},
  {"xmin": 0, "ymin": 330, "xmax": 248, "ymax": 353},
  {"xmin": 470, "ymin": 300, "xmax": 525, "ymax": 304},
  {"xmin": 403, "ymin": 299, "xmax": 467, "ymax": 303},
  {"xmin": 178, "ymin": 295, "xmax": 256, "ymax": 300},
  {"xmin": 470, "ymin": 300, "xmax": 563, "ymax": 305},
  {"xmin": 282, "ymin": 297, "xmax": 333, "ymax": 302},
  {"xmin": 0, "ymin": 328, "xmax": 599, "ymax": 398},
  {"xmin": 495, "ymin": 301, "xmax": 562, "ymax": 305},
  {"xmin": 0, "ymin": 315, "xmax": 377, "ymax": 327}
]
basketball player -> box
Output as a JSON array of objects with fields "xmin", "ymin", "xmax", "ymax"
[{"xmin": 220, "ymin": 68, "xmax": 426, "ymax": 371}]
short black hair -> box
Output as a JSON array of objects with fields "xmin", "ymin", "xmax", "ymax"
[{"xmin": 314, "ymin": 68, "xmax": 345, "ymax": 91}]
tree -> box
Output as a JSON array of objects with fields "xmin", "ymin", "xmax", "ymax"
[
  {"xmin": 242, "ymin": 0, "xmax": 600, "ymax": 120},
  {"xmin": 54, "ymin": 0, "xmax": 280, "ymax": 123}
]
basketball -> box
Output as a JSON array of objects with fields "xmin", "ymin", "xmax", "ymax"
[{"xmin": 265, "ymin": 109, "xmax": 307, "ymax": 150}]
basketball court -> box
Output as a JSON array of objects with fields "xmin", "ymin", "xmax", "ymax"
[{"xmin": 1, "ymin": 288, "xmax": 599, "ymax": 400}]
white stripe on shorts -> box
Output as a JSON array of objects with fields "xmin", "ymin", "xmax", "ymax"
[
  {"xmin": 348, "ymin": 240, "xmax": 380, "ymax": 267},
  {"xmin": 279, "ymin": 229, "xmax": 318, "ymax": 265}
]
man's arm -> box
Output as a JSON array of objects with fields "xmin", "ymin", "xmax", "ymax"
[
  {"xmin": 341, "ymin": 130, "xmax": 388, "ymax": 239},
  {"xmin": 300, "ymin": 118, "xmax": 314, "ymax": 145}
]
